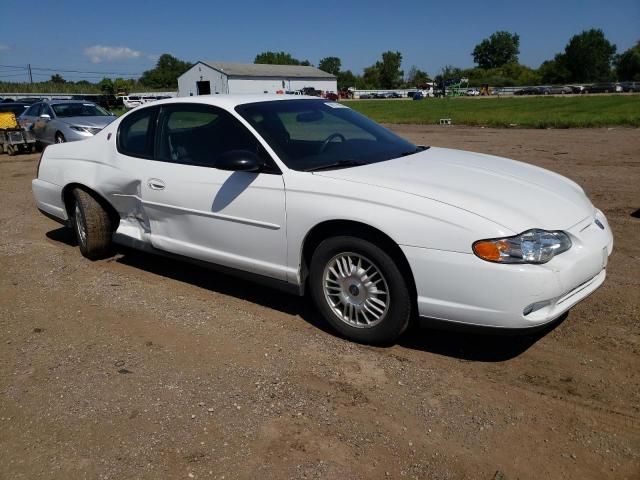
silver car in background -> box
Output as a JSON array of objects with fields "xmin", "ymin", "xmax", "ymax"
[{"xmin": 19, "ymin": 100, "xmax": 116, "ymax": 145}]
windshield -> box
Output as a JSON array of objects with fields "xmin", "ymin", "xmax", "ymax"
[
  {"xmin": 235, "ymin": 99, "xmax": 420, "ymax": 171},
  {"xmin": 51, "ymin": 103, "xmax": 111, "ymax": 118}
]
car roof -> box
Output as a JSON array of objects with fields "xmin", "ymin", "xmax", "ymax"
[
  {"xmin": 44, "ymin": 99, "xmax": 99, "ymax": 105},
  {"xmin": 135, "ymin": 94, "xmax": 326, "ymax": 110}
]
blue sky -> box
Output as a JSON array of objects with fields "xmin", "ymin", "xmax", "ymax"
[{"xmin": 0, "ymin": 0, "xmax": 638, "ymax": 82}]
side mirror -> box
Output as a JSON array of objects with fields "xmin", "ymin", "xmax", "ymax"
[
  {"xmin": 216, "ymin": 150, "xmax": 264, "ymax": 172},
  {"xmin": 40, "ymin": 114, "xmax": 51, "ymax": 119}
]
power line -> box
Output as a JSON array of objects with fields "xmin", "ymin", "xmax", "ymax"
[
  {"xmin": 0, "ymin": 63, "xmax": 143, "ymax": 76},
  {"xmin": 0, "ymin": 73, "xmax": 29, "ymax": 78}
]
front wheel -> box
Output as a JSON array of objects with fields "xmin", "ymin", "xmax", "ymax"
[
  {"xmin": 309, "ymin": 236, "xmax": 412, "ymax": 345},
  {"xmin": 55, "ymin": 132, "xmax": 66, "ymax": 144}
]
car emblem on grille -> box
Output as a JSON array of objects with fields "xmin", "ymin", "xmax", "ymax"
[{"xmin": 594, "ymin": 219, "xmax": 605, "ymax": 230}]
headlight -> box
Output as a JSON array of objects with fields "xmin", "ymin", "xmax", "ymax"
[
  {"xmin": 473, "ymin": 229, "xmax": 572, "ymax": 264},
  {"xmin": 70, "ymin": 126, "xmax": 102, "ymax": 135}
]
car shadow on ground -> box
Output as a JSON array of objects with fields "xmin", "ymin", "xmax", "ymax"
[
  {"xmin": 46, "ymin": 226, "xmax": 77, "ymax": 246},
  {"xmin": 46, "ymin": 225, "xmax": 559, "ymax": 362},
  {"xmin": 399, "ymin": 316, "xmax": 565, "ymax": 362}
]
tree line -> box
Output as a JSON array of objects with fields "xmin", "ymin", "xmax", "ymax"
[
  {"xmin": 253, "ymin": 29, "xmax": 639, "ymax": 90},
  {"xmin": 1, "ymin": 29, "xmax": 638, "ymax": 95}
]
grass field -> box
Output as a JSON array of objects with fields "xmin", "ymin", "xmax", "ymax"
[{"xmin": 345, "ymin": 95, "xmax": 640, "ymax": 128}]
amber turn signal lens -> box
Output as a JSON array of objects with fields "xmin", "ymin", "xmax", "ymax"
[
  {"xmin": 473, "ymin": 241, "xmax": 499, "ymax": 261},
  {"xmin": 473, "ymin": 240, "xmax": 508, "ymax": 262}
]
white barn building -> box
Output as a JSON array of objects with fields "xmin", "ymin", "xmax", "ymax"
[{"xmin": 177, "ymin": 61, "xmax": 337, "ymax": 97}]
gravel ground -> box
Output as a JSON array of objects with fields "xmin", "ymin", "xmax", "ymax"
[{"xmin": 1, "ymin": 126, "xmax": 638, "ymax": 480}]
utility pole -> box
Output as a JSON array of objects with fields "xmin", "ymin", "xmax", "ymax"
[{"xmin": 28, "ymin": 64, "xmax": 33, "ymax": 84}]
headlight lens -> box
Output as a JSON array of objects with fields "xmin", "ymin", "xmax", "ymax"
[
  {"xmin": 473, "ymin": 229, "xmax": 572, "ymax": 264},
  {"xmin": 70, "ymin": 126, "xmax": 102, "ymax": 135}
]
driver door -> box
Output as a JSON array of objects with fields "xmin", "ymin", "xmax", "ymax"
[{"xmin": 140, "ymin": 103, "xmax": 289, "ymax": 281}]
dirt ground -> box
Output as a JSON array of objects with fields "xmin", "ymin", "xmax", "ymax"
[{"xmin": 1, "ymin": 126, "xmax": 638, "ymax": 480}]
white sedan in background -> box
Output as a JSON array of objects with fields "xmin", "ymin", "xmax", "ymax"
[{"xmin": 32, "ymin": 95, "xmax": 613, "ymax": 344}]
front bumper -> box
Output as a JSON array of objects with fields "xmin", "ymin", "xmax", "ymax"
[{"xmin": 402, "ymin": 211, "xmax": 613, "ymax": 329}]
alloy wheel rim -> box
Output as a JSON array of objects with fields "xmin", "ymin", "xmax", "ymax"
[
  {"xmin": 322, "ymin": 252, "xmax": 390, "ymax": 328},
  {"xmin": 75, "ymin": 204, "xmax": 87, "ymax": 246}
]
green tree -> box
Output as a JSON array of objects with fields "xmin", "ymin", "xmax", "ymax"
[
  {"xmin": 318, "ymin": 56, "xmax": 341, "ymax": 75},
  {"xmin": 405, "ymin": 66, "xmax": 430, "ymax": 86},
  {"xmin": 472, "ymin": 31, "xmax": 520, "ymax": 69},
  {"xmin": 114, "ymin": 78, "xmax": 135, "ymax": 95},
  {"xmin": 615, "ymin": 41, "xmax": 640, "ymax": 81},
  {"xmin": 539, "ymin": 55, "xmax": 571, "ymax": 84},
  {"xmin": 561, "ymin": 29, "xmax": 616, "ymax": 82},
  {"xmin": 377, "ymin": 51, "xmax": 403, "ymax": 89},
  {"xmin": 434, "ymin": 65, "xmax": 464, "ymax": 84},
  {"xmin": 361, "ymin": 65, "xmax": 381, "ymax": 89},
  {"xmin": 254, "ymin": 51, "xmax": 311, "ymax": 66},
  {"xmin": 50, "ymin": 74, "xmax": 66, "ymax": 84},
  {"xmin": 98, "ymin": 78, "xmax": 115, "ymax": 95},
  {"xmin": 336, "ymin": 70, "xmax": 357, "ymax": 90},
  {"xmin": 140, "ymin": 54, "xmax": 192, "ymax": 89}
]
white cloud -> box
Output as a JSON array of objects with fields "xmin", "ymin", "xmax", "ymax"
[
  {"xmin": 0, "ymin": 44, "xmax": 10, "ymax": 51},
  {"xmin": 83, "ymin": 45, "xmax": 142, "ymax": 63}
]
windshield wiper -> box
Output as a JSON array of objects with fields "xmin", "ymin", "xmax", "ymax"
[{"xmin": 305, "ymin": 160, "xmax": 365, "ymax": 172}]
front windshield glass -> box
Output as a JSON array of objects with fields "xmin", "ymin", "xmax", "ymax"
[
  {"xmin": 51, "ymin": 103, "xmax": 111, "ymax": 118},
  {"xmin": 236, "ymin": 99, "xmax": 421, "ymax": 171}
]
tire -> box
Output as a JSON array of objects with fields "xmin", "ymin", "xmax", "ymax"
[
  {"xmin": 71, "ymin": 189, "xmax": 114, "ymax": 260},
  {"xmin": 6, "ymin": 145, "xmax": 15, "ymax": 156},
  {"xmin": 55, "ymin": 132, "xmax": 66, "ymax": 144},
  {"xmin": 309, "ymin": 236, "xmax": 412, "ymax": 345}
]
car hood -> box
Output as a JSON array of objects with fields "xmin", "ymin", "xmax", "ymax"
[
  {"xmin": 60, "ymin": 116, "xmax": 116, "ymax": 128},
  {"xmin": 313, "ymin": 147, "xmax": 594, "ymax": 233}
]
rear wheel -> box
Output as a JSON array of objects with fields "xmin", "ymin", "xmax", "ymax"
[
  {"xmin": 71, "ymin": 189, "xmax": 114, "ymax": 260},
  {"xmin": 309, "ymin": 236, "xmax": 412, "ymax": 345}
]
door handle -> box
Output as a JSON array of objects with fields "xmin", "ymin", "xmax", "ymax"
[{"xmin": 147, "ymin": 179, "xmax": 165, "ymax": 190}]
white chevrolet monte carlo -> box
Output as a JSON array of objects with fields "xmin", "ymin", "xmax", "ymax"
[{"xmin": 32, "ymin": 95, "xmax": 613, "ymax": 344}]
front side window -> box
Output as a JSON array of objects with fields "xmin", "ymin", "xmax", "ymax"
[
  {"xmin": 51, "ymin": 103, "xmax": 111, "ymax": 118},
  {"xmin": 117, "ymin": 106, "xmax": 158, "ymax": 158},
  {"xmin": 236, "ymin": 99, "xmax": 420, "ymax": 171},
  {"xmin": 156, "ymin": 104, "xmax": 263, "ymax": 168}
]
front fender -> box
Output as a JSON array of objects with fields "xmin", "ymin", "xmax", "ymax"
[{"xmin": 284, "ymin": 171, "xmax": 513, "ymax": 282}]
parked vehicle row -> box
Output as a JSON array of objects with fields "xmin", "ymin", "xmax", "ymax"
[
  {"xmin": 121, "ymin": 95, "xmax": 172, "ymax": 109},
  {"xmin": 360, "ymin": 92, "xmax": 404, "ymax": 99},
  {"xmin": 514, "ymin": 83, "xmax": 628, "ymax": 95}
]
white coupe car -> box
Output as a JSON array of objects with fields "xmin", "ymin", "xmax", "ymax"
[{"xmin": 32, "ymin": 95, "xmax": 613, "ymax": 344}]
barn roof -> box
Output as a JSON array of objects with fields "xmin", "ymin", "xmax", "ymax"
[{"xmin": 199, "ymin": 61, "xmax": 336, "ymax": 79}]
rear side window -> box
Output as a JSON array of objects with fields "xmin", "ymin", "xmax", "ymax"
[{"xmin": 117, "ymin": 106, "xmax": 158, "ymax": 158}]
